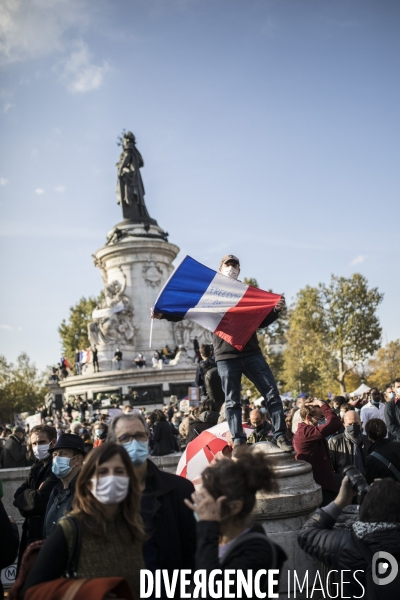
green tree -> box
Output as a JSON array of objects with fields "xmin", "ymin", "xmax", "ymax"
[
  {"xmin": 58, "ymin": 295, "xmax": 102, "ymax": 371},
  {"xmin": 282, "ymin": 286, "xmax": 334, "ymax": 396},
  {"xmin": 367, "ymin": 340, "xmax": 400, "ymax": 389},
  {"xmin": 321, "ymin": 274, "xmax": 383, "ymax": 392},
  {"xmin": 282, "ymin": 274, "xmax": 383, "ymax": 395},
  {"xmin": 0, "ymin": 353, "xmax": 47, "ymax": 422}
]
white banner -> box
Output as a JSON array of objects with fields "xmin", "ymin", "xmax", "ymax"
[
  {"xmin": 92, "ymin": 301, "xmax": 125, "ymax": 320},
  {"xmin": 26, "ymin": 414, "xmax": 42, "ymax": 428}
]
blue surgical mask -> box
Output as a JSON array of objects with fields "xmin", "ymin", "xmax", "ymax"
[
  {"xmin": 52, "ymin": 455, "xmax": 75, "ymax": 479},
  {"xmin": 123, "ymin": 439, "xmax": 149, "ymax": 466}
]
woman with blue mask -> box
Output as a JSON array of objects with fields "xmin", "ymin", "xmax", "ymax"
[
  {"xmin": 44, "ymin": 433, "xmax": 85, "ymax": 538},
  {"xmin": 21, "ymin": 443, "xmax": 145, "ymax": 599}
]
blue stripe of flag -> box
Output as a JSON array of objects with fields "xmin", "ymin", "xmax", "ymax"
[{"xmin": 154, "ymin": 256, "xmax": 216, "ymax": 318}]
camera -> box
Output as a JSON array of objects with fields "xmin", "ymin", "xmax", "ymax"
[{"xmin": 342, "ymin": 465, "xmax": 371, "ymax": 504}]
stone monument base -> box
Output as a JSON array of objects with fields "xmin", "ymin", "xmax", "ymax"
[{"xmin": 60, "ymin": 363, "xmax": 197, "ymax": 410}]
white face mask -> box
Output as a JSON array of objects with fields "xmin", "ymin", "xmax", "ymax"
[
  {"xmin": 221, "ymin": 266, "xmax": 239, "ymax": 280},
  {"xmin": 395, "ymin": 388, "xmax": 400, "ymax": 398},
  {"xmin": 90, "ymin": 475, "xmax": 129, "ymax": 505},
  {"xmin": 33, "ymin": 443, "xmax": 50, "ymax": 461}
]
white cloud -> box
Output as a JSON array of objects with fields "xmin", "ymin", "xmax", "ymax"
[
  {"xmin": 350, "ymin": 255, "xmax": 367, "ymax": 266},
  {"xmin": 60, "ymin": 40, "xmax": 109, "ymax": 93},
  {"xmin": 0, "ymin": 324, "xmax": 13, "ymax": 330},
  {"xmin": 54, "ymin": 185, "xmax": 65, "ymax": 192},
  {"xmin": 0, "ymin": 177, "xmax": 8, "ymax": 185},
  {"xmin": 35, "ymin": 188, "xmax": 45, "ymax": 195},
  {"xmin": 0, "ymin": 0, "xmax": 88, "ymax": 66},
  {"xmin": 0, "ymin": 2, "xmax": 108, "ymax": 93},
  {"xmin": 3, "ymin": 102, "xmax": 14, "ymax": 112}
]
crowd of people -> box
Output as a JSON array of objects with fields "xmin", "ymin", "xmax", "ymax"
[
  {"xmin": 0, "ymin": 378, "xmax": 399, "ymax": 598},
  {"xmin": 0, "ymin": 252, "xmax": 399, "ymax": 598}
]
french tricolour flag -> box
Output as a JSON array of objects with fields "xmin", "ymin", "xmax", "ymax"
[{"xmin": 154, "ymin": 256, "xmax": 281, "ymax": 351}]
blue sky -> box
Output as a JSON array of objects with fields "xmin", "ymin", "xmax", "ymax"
[{"xmin": 0, "ymin": 0, "xmax": 399, "ymax": 370}]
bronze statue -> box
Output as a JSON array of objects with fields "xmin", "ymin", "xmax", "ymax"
[{"xmin": 116, "ymin": 131, "xmax": 156, "ymax": 223}]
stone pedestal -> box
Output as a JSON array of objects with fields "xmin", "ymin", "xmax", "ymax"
[
  {"xmin": 89, "ymin": 220, "xmax": 180, "ymax": 369},
  {"xmin": 63, "ymin": 219, "xmax": 214, "ymax": 405},
  {"xmin": 252, "ymin": 442, "xmax": 322, "ymax": 599},
  {"xmin": 60, "ymin": 363, "xmax": 197, "ymax": 407}
]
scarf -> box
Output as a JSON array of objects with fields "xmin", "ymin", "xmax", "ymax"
[
  {"xmin": 352, "ymin": 521, "xmax": 397, "ymax": 539},
  {"xmin": 344, "ymin": 429, "xmax": 365, "ymax": 474}
]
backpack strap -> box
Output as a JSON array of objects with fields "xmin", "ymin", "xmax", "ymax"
[
  {"xmin": 370, "ymin": 451, "xmax": 400, "ymax": 481},
  {"xmin": 350, "ymin": 530, "xmax": 377, "ymax": 600},
  {"xmin": 59, "ymin": 516, "xmax": 81, "ymax": 579},
  {"xmin": 220, "ymin": 532, "xmax": 277, "ymax": 569}
]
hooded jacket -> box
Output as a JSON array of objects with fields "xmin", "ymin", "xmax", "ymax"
[{"xmin": 298, "ymin": 506, "xmax": 400, "ymax": 599}]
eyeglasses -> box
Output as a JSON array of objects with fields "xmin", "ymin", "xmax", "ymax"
[{"xmin": 117, "ymin": 433, "xmax": 148, "ymax": 444}]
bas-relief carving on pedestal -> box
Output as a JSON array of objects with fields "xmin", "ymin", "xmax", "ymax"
[
  {"xmin": 142, "ymin": 260, "xmax": 163, "ymax": 287},
  {"xmin": 173, "ymin": 320, "xmax": 213, "ymax": 348},
  {"xmin": 88, "ymin": 266, "xmax": 136, "ymax": 347}
]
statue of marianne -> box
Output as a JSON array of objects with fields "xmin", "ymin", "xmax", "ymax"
[{"xmin": 116, "ymin": 131, "xmax": 156, "ymax": 223}]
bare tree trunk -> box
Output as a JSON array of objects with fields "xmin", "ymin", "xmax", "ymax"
[{"xmin": 338, "ymin": 352, "xmax": 346, "ymax": 394}]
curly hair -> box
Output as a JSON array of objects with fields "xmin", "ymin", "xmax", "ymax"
[{"xmin": 202, "ymin": 448, "xmax": 277, "ymax": 524}]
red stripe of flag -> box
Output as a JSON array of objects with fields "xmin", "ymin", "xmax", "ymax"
[{"xmin": 214, "ymin": 286, "xmax": 281, "ymax": 351}]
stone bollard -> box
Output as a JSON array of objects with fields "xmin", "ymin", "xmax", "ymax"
[{"xmin": 252, "ymin": 442, "xmax": 322, "ymax": 599}]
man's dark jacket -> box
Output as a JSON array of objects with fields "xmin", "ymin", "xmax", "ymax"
[
  {"xmin": 385, "ymin": 398, "xmax": 400, "ymax": 442},
  {"xmin": 196, "ymin": 357, "xmax": 225, "ymax": 412},
  {"xmin": 298, "ymin": 507, "xmax": 400, "ymax": 599},
  {"xmin": 186, "ymin": 411, "xmax": 219, "ymax": 444},
  {"xmin": 365, "ymin": 438, "xmax": 400, "ymax": 484},
  {"xmin": 0, "ymin": 434, "xmax": 27, "ymax": 468},
  {"xmin": 13, "ymin": 459, "xmax": 59, "ymax": 568},
  {"xmin": 328, "ymin": 432, "xmax": 369, "ymax": 475},
  {"xmin": 151, "ymin": 420, "xmax": 177, "ymax": 456},
  {"xmin": 141, "ymin": 459, "xmax": 196, "ymax": 574},
  {"xmin": 43, "ymin": 474, "xmax": 78, "ymax": 538}
]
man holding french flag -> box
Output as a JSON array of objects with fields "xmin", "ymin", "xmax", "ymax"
[{"xmin": 151, "ymin": 254, "xmax": 293, "ymax": 455}]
